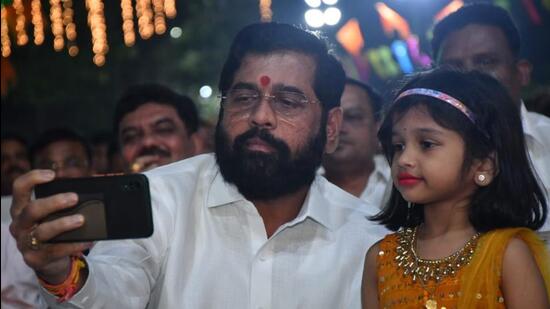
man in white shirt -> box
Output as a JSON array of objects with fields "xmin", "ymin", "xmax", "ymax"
[
  {"xmin": 9, "ymin": 23, "xmax": 387, "ymax": 308},
  {"xmin": 323, "ymin": 79, "xmax": 391, "ymax": 209},
  {"xmin": 432, "ymin": 4, "xmax": 550, "ymax": 234}
]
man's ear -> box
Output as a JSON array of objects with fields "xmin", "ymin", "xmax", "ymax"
[
  {"xmin": 473, "ymin": 152, "xmax": 498, "ymax": 187},
  {"xmin": 516, "ymin": 59, "xmax": 532, "ymax": 87},
  {"xmin": 324, "ymin": 107, "xmax": 342, "ymax": 154}
]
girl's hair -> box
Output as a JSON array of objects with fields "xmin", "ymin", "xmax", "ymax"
[{"xmin": 373, "ymin": 68, "xmax": 547, "ymax": 232}]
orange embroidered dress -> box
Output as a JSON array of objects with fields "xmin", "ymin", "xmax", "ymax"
[{"xmin": 377, "ymin": 228, "xmax": 550, "ymax": 308}]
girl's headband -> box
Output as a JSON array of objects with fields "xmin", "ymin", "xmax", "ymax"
[{"xmin": 394, "ymin": 88, "xmax": 476, "ymax": 124}]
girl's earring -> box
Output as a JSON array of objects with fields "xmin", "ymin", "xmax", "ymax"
[
  {"xmin": 406, "ymin": 201, "xmax": 412, "ymax": 222},
  {"xmin": 475, "ymin": 173, "xmax": 489, "ymax": 186}
]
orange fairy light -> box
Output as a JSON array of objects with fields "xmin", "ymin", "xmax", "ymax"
[
  {"xmin": 63, "ymin": 0, "xmax": 79, "ymax": 57},
  {"xmin": 13, "ymin": 0, "xmax": 28, "ymax": 45},
  {"xmin": 336, "ymin": 18, "xmax": 364, "ymax": 56},
  {"xmin": 136, "ymin": 0, "xmax": 154, "ymax": 39},
  {"xmin": 1, "ymin": 6, "xmax": 11, "ymax": 57},
  {"xmin": 434, "ymin": 0, "xmax": 463, "ymax": 22},
  {"xmin": 121, "ymin": 0, "xmax": 136, "ymax": 46},
  {"xmin": 152, "ymin": 0, "xmax": 166, "ymax": 35},
  {"xmin": 164, "ymin": 0, "xmax": 176, "ymax": 19},
  {"xmin": 31, "ymin": 0, "xmax": 45, "ymax": 45},
  {"xmin": 1, "ymin": 0, "xmax": 177, "ymax": 63},
  {"xmin": 93, "ymin": 53, "xmax": 105, "ymax": 66},
  {"xmin": 375, "ymin": 2, "xmax": 410, "ymax": 39},
  {"xmin": 68, "ymin": 45, "xmax": 79, "ymax": 56},
  {"xmin": 259, "ymin": 0, "xmax": 272, "ymax": 22},
  {"xmin": 50, "ymin": 0, "xmax": 64, "ymax": 51},
  {"xmin": 86, "ymin": 0, "xmax": 109, "ymax": 66}
]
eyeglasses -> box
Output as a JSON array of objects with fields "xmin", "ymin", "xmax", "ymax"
[
  {"xmin": 219, "ymin": 89, "xmax": 318, "ymax": 118},
  {"xmin": 35, "ymin": 157, "xmax": 89, "ymax": 172}
]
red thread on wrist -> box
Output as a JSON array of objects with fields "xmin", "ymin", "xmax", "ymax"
[{"xmin": 39, "ymin": 255, "xmax": 86, "ymax": 303}]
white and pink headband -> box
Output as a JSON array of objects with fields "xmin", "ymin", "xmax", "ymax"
[{"xmin": 395, "ymin": 88, "xmax": 476, "ymax": 124}]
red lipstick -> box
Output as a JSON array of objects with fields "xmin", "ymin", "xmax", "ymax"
[{"xmin": 397, "ymin": 172, "xmax": 422, "ymax": 186}]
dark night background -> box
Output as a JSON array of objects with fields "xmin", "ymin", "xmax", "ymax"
[{"xmin": 2, "ymin": 0, "xmax": 549, "ymax": 141}]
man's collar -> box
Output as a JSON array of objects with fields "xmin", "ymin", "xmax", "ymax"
[
  {"xmin": 373, "ymin": 155, "xmax": 391, "ymax": 182},
  {"xmin": 520, "ymin": 101, "xmax": 536, "ymax": 138},
  {"xmin": 206, "ymin": 170, "xmax": 352, "ymax": 231},
  {"xmin": 206, "ymin": 170, "xmax": 246, "ymax": 208},
  {"xmin": 293, "ymin": 177, "xmax": 340, "ymax": 231}
]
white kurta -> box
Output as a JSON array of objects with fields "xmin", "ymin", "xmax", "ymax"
[{"xmin": 42, "ymin": 154, "xmax": 388, "ymax": 308}]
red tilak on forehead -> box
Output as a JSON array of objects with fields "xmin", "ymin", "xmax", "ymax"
[{"xmin": 260, "ymin": 75, "xmax": 271, "ymax": 87}]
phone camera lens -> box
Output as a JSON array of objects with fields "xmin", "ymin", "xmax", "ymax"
[{"xmin": 122, "ymin": 182, "xmax": 141, "ymax": 191}]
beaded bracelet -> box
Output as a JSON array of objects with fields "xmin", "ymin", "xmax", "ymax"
[{"xmin": 38, "ymin": 255, "xmax": 87, "ymax": 302}]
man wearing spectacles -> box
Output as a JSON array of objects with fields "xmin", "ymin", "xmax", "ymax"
[
  {"xmin": 322, "ymin": 79, "xmax": 391, "ymax": 209},
  {"xmin": 10, "ymin": 23, "xmax": 387, "ymax": 308}
]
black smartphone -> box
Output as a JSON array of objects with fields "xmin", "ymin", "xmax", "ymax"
[{"xmin": 35, "ymin": 174, "xmax": 153, "ymax": 243}]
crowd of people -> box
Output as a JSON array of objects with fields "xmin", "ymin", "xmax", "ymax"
[{"xmin": 1, "ymin": 3, "xmax": 549, "ymax": 309}]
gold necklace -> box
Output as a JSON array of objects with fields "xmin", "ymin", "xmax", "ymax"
[{"xmin": 395, "ymin": 227, "xmax": 481, "ymax": 309}]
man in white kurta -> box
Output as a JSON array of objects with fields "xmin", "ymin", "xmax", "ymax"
[
  {"xmin": 40, "ymin": 154, "xmax": 387, "ymax": 308},
  {"xmin": 10, "ymin": 22, "xmax": 388, "ymax": 309}
]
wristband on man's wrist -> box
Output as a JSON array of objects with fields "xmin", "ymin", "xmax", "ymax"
[{"xmin": 38, "ymin": 255, "xmax": 87, "ymax": 303}]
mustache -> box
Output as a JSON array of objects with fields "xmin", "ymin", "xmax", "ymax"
[
  {"xmin": 233, "ymin": 127, "xmax": 289, "ymax": 154},
  {"xmin": 137, "ymin": 146, "xmax": 171, "ymax": 158}
]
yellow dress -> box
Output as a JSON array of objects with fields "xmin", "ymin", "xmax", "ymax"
[{"xmin": 377, "ymin": 228, "xmax": 550, "ymax": 308}]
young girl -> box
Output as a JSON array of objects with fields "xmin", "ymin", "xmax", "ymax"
[{"xmin": 362, "ymin": 68, "xmax": 550, "ymax": 309}]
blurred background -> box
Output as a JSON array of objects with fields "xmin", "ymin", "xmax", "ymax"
[{"xmin": 1, "ymin": 0, "xmax": 549, "ymax": 140}]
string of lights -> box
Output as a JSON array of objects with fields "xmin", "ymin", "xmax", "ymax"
[
  {"xmin": 1, "ymin": 0, "xmax": 177, "ymax": 66},
  {"xmin": 50, "ymin": 0, "xmax": 64, "ymax": 51},
  {"xmin": 13, "ymin": 0, "xmax": 28, "ymax": 46},
  {"xmin": 1, "ymin": 6, "xmax": 10, "ymax": 57},
  {"xmin": 121, "ymin": 0, "xmax": 135, "ymax": 46},
  {"xmin": 30, "ymin": 0, "xmax": 44, "ymax": 45},
  {"xmin": 86, "ymin": 0, "xmax": 108, "ymax": 66}
]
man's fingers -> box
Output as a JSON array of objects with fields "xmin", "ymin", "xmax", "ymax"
[
  {"xmin": 33, "ymin": 214, "xmax": 85, "ymax": 242},
  {"xmin": 11, "ymin": 170, "xmax": 55, "ymax": 218},
  {"xmin": 17, "ymin": 192, "xmax": 78, "ymax": 230}
]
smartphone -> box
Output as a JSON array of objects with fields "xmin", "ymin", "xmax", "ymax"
[{"xmin": 35, "ymin": 174, "xmax": 153, "ymax": 243}]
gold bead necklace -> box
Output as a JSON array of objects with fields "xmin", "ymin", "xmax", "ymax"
[{"xmin": 395, "ymin": 227, "xmax": 481, "ymax": 308}]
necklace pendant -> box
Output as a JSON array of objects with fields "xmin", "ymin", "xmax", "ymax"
[{"xmin": 425, "ymin": 299, "xmax": 437, "ymax": 309}]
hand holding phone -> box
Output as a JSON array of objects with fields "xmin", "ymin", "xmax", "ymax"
[{"xmin": 35, "ymin": 174, "xmax": 153, "ymax": 242}]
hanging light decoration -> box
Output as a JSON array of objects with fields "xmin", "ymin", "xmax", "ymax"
[
  {"xmin": 152, "ymin": 0, "xmax": 166, "ymax": 35},
  {"xmin": 259, "ymin": 0, "xmax": 272, "ymax": 22},
  {"xmin": 31, "ymin": 0, "xmax": 45, "ymax": 45},
  {"xmin": 121, "ymin": 0, "xmax": 135, "ymax": 46},
  {"xmin": 63, "ymin": 0, "xmax": 78, "ymax": 56},
  {"xmin": 50, "ymin": 0, "xmax": 64, "ymax": 51},
  {"xmin": 1, "ymin": 6, "xmax": 10, "ymax": 57},
  {"xmin": 136, "ymin": 0, "xmax": 154, "ymax": 39},
  {"xmin": 1, "ymin": 0, "xmax": 177, "ymax": 64},
  {"xmin": 13, "ymin": 0, "xmax": 28, "ymax": 45},
  {"xmin": 86, "ymin": 0, "xmax": 108, "ymax": 66},
  {"xmin": 164, "ymin": 0, "xmax": 176, "ymax": 19}
]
